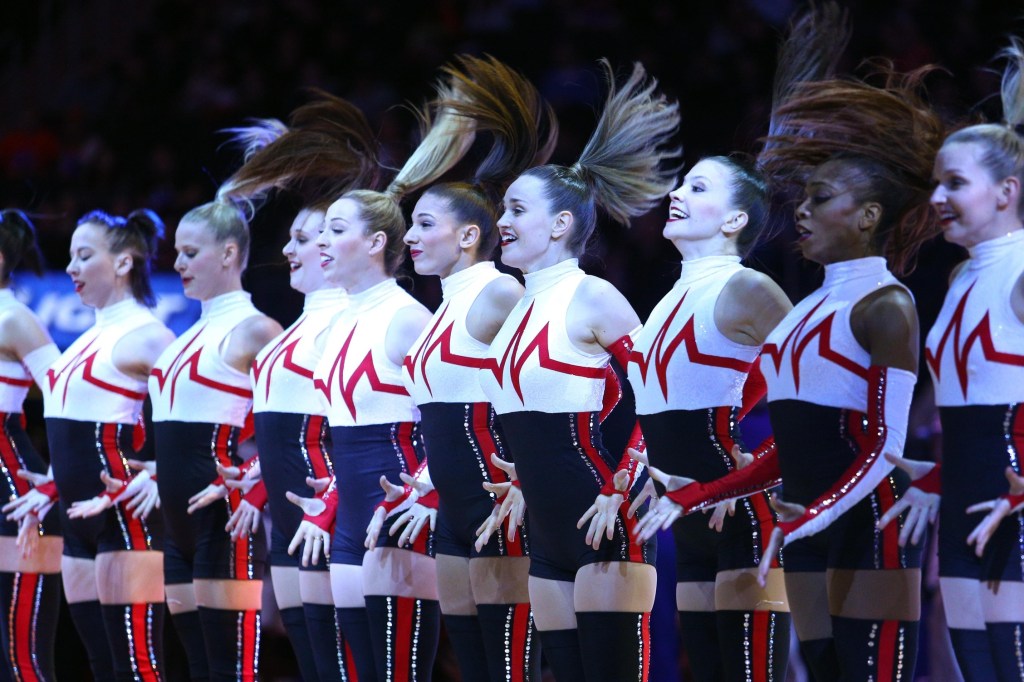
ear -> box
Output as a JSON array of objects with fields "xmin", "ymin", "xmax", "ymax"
[
  {"xmin": 722, "ymin": 211, "xmax": 748, "ymax": 236},
  {"xmin": 221, "ymin": 242, "xmax": 238, "ymax": 267},
  {"xmin": 997, "ymin": 176, "xmax": 1020, "ymax": 211},
  {"xmin": 367, "ymin": 231, "xmax": 387, "ymax": 257},
  {"xmin": 551, "ymin": 211, "xmax": 574, "ymax": 240},
  {"xmin": 114, "ymin": 253, "xmax": 134, "ymax": 278},
  {"xmin": 459, "ymin": 224, "xmax": 481, "ymax": 250},
  {"xmin": 859, "ymin": 202, "xmax": 882, "ymax": 232}
]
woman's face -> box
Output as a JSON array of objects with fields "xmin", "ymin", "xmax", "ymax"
[
  {"xmin": 316, "ymin": 197, "xmax": 373, "ymax": 287},
  {"xmin": 282, "ymin": 208, "xmax": 328, "ymax": 294},
  {"xmin": 664, "ymin": 159, "xmax": 738, "ymax": 248},
  {"xmin": 66, "ymin": 222, "xmax": 128, "ymax": 309},
  {"xmin": 404, "ymin": 192, "xmax": 466, "ymax": 278},
  {"xmin": 496, "ymin": 174, "xmax": 558, "ymax": 271},
  {"xmin": 174, "ymin": 220, "xmax": 237, "ymax": 301},
  {"xmin": 794, "ymin": 160, "xmax": 874, "ymax": 266},
  {"xmin": 931, "ymin": 141, "xmax": 1014, "ymax": 248}
]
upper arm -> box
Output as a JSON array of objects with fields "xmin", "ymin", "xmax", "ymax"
[
  {"xmin": 852, "ymin": 286, "xmax": 919, "ymax": 373},
  {"xmin": 0, "ymin": 307, "xmax": 55, "ymax": 363},
  {"xmin": 224, "ymin": 315, "xmax": 284, "ymax": 373},
  {"xmin": 465, "ymin": 276, "xmax": 524, "ymax": 345},
  {"xmin": 567, "ymin": 276, "xmax": 641, "ymax": 353},
  {"xmin": 385, "ymin": 304, "xmax": 432, "ymax": 367},
  {"xmin": 1012, "ymin": 269, "xmax": 1024, "ymax": 325},
  {"xmin": 715, "ymin": 269, "xmax": 793, "ymax": 346},
  {"xmin": 112, "ymin": 322, "xmax": 176, "ymax": 381}
]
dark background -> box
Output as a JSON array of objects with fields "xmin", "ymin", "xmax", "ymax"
[{"xmin": 2, "ymin": 1, "xmax": 1021, "ymax": 679}]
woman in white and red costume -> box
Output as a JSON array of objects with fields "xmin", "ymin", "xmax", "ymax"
[{"xmin": 477, "ymin": 61, "xmax": 679, "ymax": 682}]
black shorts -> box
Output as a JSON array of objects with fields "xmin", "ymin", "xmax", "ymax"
[
  {"xmin": 254, "ymin": 411, "xmax": 333, "ymax": 572},
  {"xmin": 421, "ymin": 402, "xmax": 529, "ymax": 560},
  {"xmin": 496, "ymin": 411, "xmax": 655, "ymax": 582},
  {"xmin": 939, "ymin": 404, "xmax": 1024, "ymax": 582},
  {"xmin": 643, "ymin": 408, "xmax": 778, "ymax": 581},
  {"xmin": 47, "ymin": 417, "xmax": 160, "ymax": 558},
  {"xmin": 329, "ymin": 422, "xmax": 432, "ymax": 566},
  {"xmin": 154, "ymin": 421, "xmax": 265, "ymax": 584}
]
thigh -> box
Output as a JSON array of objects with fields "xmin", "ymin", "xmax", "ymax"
[
  {"xmin": 470, "ymin": 555, "xmax": 531, "ymax": 605},
  {"xmin": 436, "ymin": 553, "xmax": 474, "ymax": 615},
  {"xmin": 528, "ymin": 576, "xmax": 576, "ymax": 630},
  {"xmin": 96, "ymin": 550, "xmax": 164, "ymax": 604}
]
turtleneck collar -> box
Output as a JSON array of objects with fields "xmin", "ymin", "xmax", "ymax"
[
  {"xmin": 678, "ymin": 254, "xmax": 741, "ymax": 285},
  {"xmin": 347, "ymin": 278, "xmax": 398, "ymax": 310},
  {"xmin": 967, "ymin": 229, "xmax": 1024, "ymax": 270},
  {"xmin": 441, "ymin": 262, "xmax": 496, "ymax": 301},
  {"xmin": 95, "ymin": 297, "xmax": 150, "ymax": 327},
  {"xmin": 523, "ymin": 258, "xmax": 580, "ymax": 297},
  {"xmin": 821, "ymin": 256, "xmax": 890, "ymax": 289},
  {"xmin": 200, "ymin": 290, "xmax": 252, "ymax": 318},
  {"xmin": 304, "ymin": 287, "xmax": 348, "ymax": 313}
]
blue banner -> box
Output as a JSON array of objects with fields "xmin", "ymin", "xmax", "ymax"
[{"xmin": 12, "ymin": 272, "xmax": 202, "ymax": 350}]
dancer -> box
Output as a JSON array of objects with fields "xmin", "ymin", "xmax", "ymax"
[
  {"xmin": 148, "ymin": 200, "xmax": 282, "ymax": 681},
  {"xmin": 477, "ymin": 60, "xmax": 679, "ymax": 682},
  {"xmin": 909, "ymin": 39, "xmax": 1024, "ymax": 681},
  {"xmin": 393, "ymin": 56, "xmax": 556, "ymax": 681},
  {"xmin": 0, "ymin": 209, "xmax": 62, "ymax": 681},
  {"xmin": 37, "ymin": 209, "xmax": 172, "ymax": 681},
  {"xmin": 215, "ymin": 91, "xmax": 383, "ymax": 681}
]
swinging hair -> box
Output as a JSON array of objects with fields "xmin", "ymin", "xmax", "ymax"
[{"xmin": 524, "ymin": 60, "xmax": 681, "ymax": 256}]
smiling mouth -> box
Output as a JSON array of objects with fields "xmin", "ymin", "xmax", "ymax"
[
  {"xmin": 667, "ymin": 207, "xmax": 689, "ymax": 221},
  {"xmin": 319, "ymin": 254, "xmax": 334, "ymax": 268},
  {"xmin": 795, "ymin": 223, "xmax": 811, "ymax": 241},
  {"xmin": 937, "ymin": 211, "xmax": 958, "ymax": 224},
  {"xmin": 72, "ymin": 281, "xmax": 83, "ymax": 292},
  {"xmin": 499, "ymin": 233, "xmax": 517, "ymax": 246},
  {"xmin": 409, "ymin": 249, "xmax": 423, "ymax": 259},
  {"xmin": 288, "ymin": 261, "xmax": 301, "ymax": 272}
]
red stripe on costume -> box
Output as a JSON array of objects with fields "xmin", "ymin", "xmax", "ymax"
[
  {"xmin": 130, "ymin": 604, "xmax": 158, "ymax": 679},
  {"xmin": 750, "ymin": 493, "xmax": 778, "ymax": 566},
  {"xmin": 0, "ymin": 414, "xmax": 29, "ymax": 497},
  {"xmin": 393, "ymin": 424, "xmax": 429, "ymax": 555},
  {"xmin": 212, "ymin": 425, "xmax": 250, "ymax": 580},
  {"xmin": 0, "ymin": 376, "xmax": 31, "ymax": 388},
  {"xmin": 877, "ymin": 620, "xmax": 897, "ymax": 681},
  {"xmin": 576, "ymin": 413, "xmax": 643, "ymax": 562},
  {"xmin": 304, "ymin": 415, "xmax": 332, "ymax": 479},
  {"xmin": 102, "ymin": 424, "xmax": 149, "ymax": 550},
  {"xmin": 240, "ymin": 609, "xmax": 259, "ymax": 681},
  {"xmin": 1012, "ymin": 405, "xmax": 1024, "ymax": 467},
  {"xmin": 472, "ymin": 403, "xmax": 524, "ymax": 557},
  {"xmin": 343, "ymin": 639, "xmax": 358, "ymax": 681},
  {"xmin": 876, "ymin": 480, "xmax": 901, "ymax": 569},
  {"xmin": 752, "ymin": 611, "xmax": 769, "ymax": 682},
  {"xmin": 713, "ymin": 406, "xmax": 737, "ymax": 455},
  {"xmin": 510, "ymin": 603, "xmax": 531, "ymax": 682},
  {"xmin": 11, "ymin": 572, "xmax": 40, "ymax": 682},
  {"xmin": 640, "ymin": 612, "xmax": 651, "ymax": 682},
  {"xmin": 394, "ymin": 597, "xmax": 413, "ymax": 680}
]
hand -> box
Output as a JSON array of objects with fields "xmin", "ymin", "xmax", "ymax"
[
  {"xmin": 475, "ymin": 454, "xmax": 526, "ymax": 550},
  {"xmin": 730, "ymin": 443, "xmax": 754, "ymax": 469},
  {"xmin": 758, "ymin": 494, "xmax": 805, "ymax": 587},
  {"xmin": 121, "ymin": 469, "xmax": 160, "ymax": 520},
  {"xmin": 707, "ymin": 500, "xmax": 736, "ymax": 533},
  {"xmin": 3, "ymin": 470, "xmax": 56, "ymax": 523},
  {"xmin": 876, "ymin": 453, "xmax": 939, "ymax": 547},
  {"xmin": 390, "ymin": 502, "xmax": 436, "ymax": 548},
  {"xmin": 224, "ymin": 474, "xmax": 258, "ymax": 497},
  {"xmin": 646, "ymin": 464, "xmax": 695, "ymax": 494},
  {"xmin": 578, "ymin": 468, "xmax": 630, "ymax": 550},
  {"xmin": 627, "ymin": 477, "xmax": 657, "ymax": 519},
  {"xmin": 632, "ymin": 494, "xmax": 683, "ymax": 543},
  {"xmin": 365, "ymin": 476, "xmax": 407, "ymax": 550},
  {"xmin": 626, "ymin": 447, "xmax": 649, "ymax": 468},
  {"xmin": 16, "ymin": 512, "xmax": 41, "ymax": 559},
  {"xmin": 225, "ymin": 499, "xmax": 261, "ymax": 539},
  {"xmin": 187, "ymin": 481, "xmax": 229, "ymax": 514},
  {"xmin": 967, "ymin": 467, "xmax": 1024, "ymax": 557},
  {"xmin": 285, "ymin": 491, "xmax": 330, "ymax": 567},
  {"xmin": 126, "ymin": 459, "xmax": 157, "ymax": 477}
]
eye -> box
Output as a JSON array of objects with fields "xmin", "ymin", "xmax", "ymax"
[
  {"xmin": 692, "ymin": 183, "xmax": 705, "ymax": 193},
  {"xmin": 296, "ymin": 236, "xmax": 308, "ymax": 244},
  {"xmin": 512, "ymin": 207, "xmax": 524, "ymax": 216},
  {"xmin": 811, "ymin": 195, "xmax": 830, "ymax": 205},
  {"xmin": 947, "ymin": 177, "xmax": 965, "ymax": 189}
]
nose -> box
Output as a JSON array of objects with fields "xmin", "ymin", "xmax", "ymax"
[
  {"xmin": 795, "ymin": 197, "xmax": 811, "ymax": 220},
  {"xmin": 174, "ymin": 252, "xmax": 186, "ymax": 272},
  {"xmin": 930, "ymin": 185, "xmax": 946, "ymax": 206},
  {"xmin": 403, "ymin": 225, "xmax": 418, "ymax": 245},
  {"xmin": 496, "ymin": 211, "xmax": 510, "ymax": 229},
  {"xmin": 315, "ymin": 231, "xmax": 328, "ymax": 249},
  {"xmin": 668, "ymin": 186, "xmax": 683, "ymax": 202},
  {"xmin": 282, "ymin": 238, "xmax": 295, "ymax": 258},
  {"xmin": 65, "ymin": 259, "xmax": 75, "ymax": 276}
]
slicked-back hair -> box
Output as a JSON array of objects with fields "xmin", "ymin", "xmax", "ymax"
[
  {"xmin": 180, "ymin": 201, "xmax": 251, "ymax": 272},
  {"xmin": 523, "ymin": 60, "xmax": 680, "ymax": 257},
  {"xmin": 702, "ymin": 155, "xmax": 771, "ymax": 259},
  {"xmin": 77, "ymin": 209, "xmax": 165, "ymax": 306},
  {"xmin": 0, "ymin": 209, "xmax": 44, "ymax": 283},
  {"xmin": 944, "ymin": 39, "xmax": 1024, "ymax": 218}
]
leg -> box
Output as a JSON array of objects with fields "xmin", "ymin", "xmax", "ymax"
[
  {"xmin": 672, "ymin": 513, "xmax": 721, "ymax": 682},
  {"xmin": 714, "ymin": 566, "xmax": 791, "ymax": 682},
  {"xmin": 436, "ymin": 554, "xmax": 489, "ymax": 682},
  {"xmin": 166, "ymin": 583, "xmax": 209, "ymax": 681},
  {"xmin": 0, "ymin": 536, "xmax": 62, "ymax": 682},
  {"xmin": 980, "ymin": 511, "xmax": 1024, "ymax": 681},
  {"xmin": 471, "ymin": 556, "xmax": 540, "ymax": 682},
  {"xmin": 300, "ymin": 569, "xmax": 351, "ymax": 682},
  {"xmin": 941, "ymin": 577, "xmax": 997, "ymax": 682},
  {"xmin": 529, "ymin": 576, "xmax": 583, "ymax": 682},
  {"xmin": 333, "ymin": 562, "xmax": 378, "ymax": 682},
  {"xmin": 63, "ymin": 556, "xmax": 116, "ymax": 682},
  {"xmin": 271, "ymin": 566, "xmax": 319, "ymax": 682},
  {"xmin": 194, "ymin": 579, "xmax": 262, "ymax": 682},
  {"xmin": 574, "ymin": 562, "xmax": 657, "ymax": 682},
  {"xmin": 363, "ymin": 547, "xmax": 440, "ymax": 681},
  {"xmin": 96, "ymin": 551, "xmax": 166, "ymax": 681}
]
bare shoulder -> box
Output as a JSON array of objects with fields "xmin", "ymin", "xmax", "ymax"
[
  {"xmin": 385, "ymin": 302, "xmax": 433, "ymax": 365},
  {"xmin": 716, "ymin": 268, "xmax": 792, "ymax": 345},
  {"xmin": 479, "ymin": 274, "xmax": 524, "ymax": 313},
  {"xmin": 0, "ymin": 302, "xmax": 53, "ymax": 360},
  {"xmin": 114, "ymin": 320, "xmax": 176, "ymax": 379},
  {"xmin": 569, "ymin": 275, "xmax": 639, "ymax": 350},
  {"xmin": 230, "ymin": 314, "xmax": 285, "ymax": 365},
  {"xmin": 854, "ymin": 285, "xmax": 919, "ymax": 370}
]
